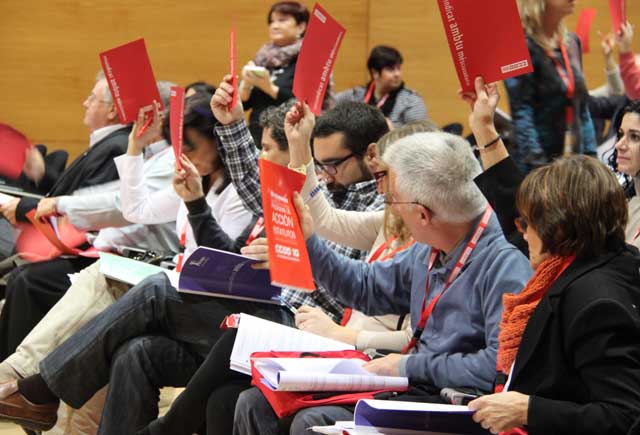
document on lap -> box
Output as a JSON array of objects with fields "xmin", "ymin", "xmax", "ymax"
[
  {"xmin": 255, "ymin": 358, "xmax": 409, "ymax": 392},
  {"xmin": 99, "ymin": 252, "xmax": 177, "ymax": 287},
  {"xmin": 436, "ymin": 0, "xmax": 533, "ymax": 92},
  {"xmin": 177, "ymin": 246, "xmax": 283, "ymax": 304},
  {"xmin": 293, "ymin": 3, "xmax": 345, "ymax": 115},
  {"xmin": 312, "ymin": 399, "xmax": 489, "ymax": 435},
  {"xmin": 0, "ymin": 123, "xmax": 30, "ymax": 180},
  {"xmin": 259, "ymin": 159, "xmax": 315, "ymax": 291},
  {"xmin": 229, "ymin": 313, "xmax": 354, "ymax": 376},
  {"xmin": 99, "ymin": 38, "xmax": 163, "ymax": 124}
]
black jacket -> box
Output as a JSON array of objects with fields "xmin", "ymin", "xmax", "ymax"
[
  {"xmin": 16, "ymin": 126, "xmax": 131, "ymax": 222},
  {"xmin": 509, "ymin": 245, "xmax": 640, "ymax": 435}
]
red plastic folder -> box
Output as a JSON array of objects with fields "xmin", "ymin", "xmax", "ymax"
[
  {"xmin": 230, "ymin": 23, "xmax": 238, "ymax": 111},
  {"xmin": 576, "ymin": 8, "xmax": 597, "ymax": 54},
  {"xmin": 437, "ymin": 0, "xmax": 533, "ymax": 92},
  {"xmin": 259, "ymin": 159, "xmax": 315, "ymax": 292},
  {"xmin": 293, "ymin": 3, "xmax": 346, "ymax": 115},
  {"xmin": 169, "ymin": 86, "xmax": 185, "ymax": 168},
  {"xmin": 0, "ymin": 123, "xmax": 30, "ymax": 179},
  {"xmin": 99, "ymin": 38, "xmax": 163, "ymax": 124},
  {"xmin": 609, "ymin": 0, "xmax": 627, "ymax": 34}
]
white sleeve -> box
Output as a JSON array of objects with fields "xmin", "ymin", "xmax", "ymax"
[
  {"xmin": 115, "ymin": 154, "xmax": 181, "ymax": 225},
  {"xmin": 56, "ymin": 190, "xmax": 130, "ymax": 231},
  {"xmin": 302, "ymin": 160, "xmax": 383, "ymax": 251}
]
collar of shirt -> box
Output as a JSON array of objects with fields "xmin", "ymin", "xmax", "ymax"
[
  {"xmin": 144, "ymin": 139, "xmax": 170, "ymax": 160},
  {"xmin": 89, "ymin": 124, "xmax": 127, "ymax": 147}
]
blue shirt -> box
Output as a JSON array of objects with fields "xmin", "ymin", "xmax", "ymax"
[{"xmin": 305, "ymin": 213, "xmax": 532, "ymax": 391}]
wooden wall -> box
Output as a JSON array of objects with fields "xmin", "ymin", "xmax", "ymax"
[{"xmin": 0, "ymin": 1, "xmax": 638, "ymax": 161}]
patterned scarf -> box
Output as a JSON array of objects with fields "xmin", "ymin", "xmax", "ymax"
[
  {"xmin": 497, "ymin": 254, "xmax": 575, "ymax": 373},
  {"xmin": 254, "ymin": 39, "xmax": 302, "ymax": 69}
]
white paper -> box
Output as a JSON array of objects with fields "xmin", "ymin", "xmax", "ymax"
[
  {"xmin": 229, "ymin": 313, "xmax": 354, "ymax": 375},
  {"xmin": 0, "ymin": 192, "xmax": 15, "ymax": 206}
]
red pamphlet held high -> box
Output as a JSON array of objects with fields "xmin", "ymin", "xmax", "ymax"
[
  {"xmin": 609, "ymin": 0, "xmax": 627, "ymax": 34},
  {"xmin": 169, "ymin": 86, "xmax": 185, "ymax": 169},
  {"xmin": 259, "ymin": 159, "xmax": 315, "ymax": 292},
  {"xmin": 437, "ymin": 0, "xmax": 533, "ymax": 92},
  {"xmin": 293, "ymin": 3, "xmax": 345, "ymax": 115},
  {"xmin": 576, "ymin": 8, "xmax": 597, "ymax": 54},
  {"xmin": 99, "ymin": 38, "xmax": 163, "ymax": 124},
  {"xmin": 0, "ymin": 124, "xmax": 30, "ymax": 180}
]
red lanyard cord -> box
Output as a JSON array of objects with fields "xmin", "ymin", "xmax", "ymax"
[
  {"xmin": 549, "ymin": 42, "xmax": 576, "ymax": 125},
  {"xmin": 401, "ymin": 207, "xmax": 493, "ymax": 354}
]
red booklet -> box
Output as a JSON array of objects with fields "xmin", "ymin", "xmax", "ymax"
[
  {"xmin": 609, "ymin": 0, "xmax": 626, "ymax": 34},
  {"xmin": 436, "ymin": 0, "xmax": 533, "ymax": 91},
  {"xmin": 229, "ymin": 23, "xmax": 238, "ymax": 111},
  {"xmin": 99, "ymin": 38, "xmax": 162, "ymax": 124},
  {"xmin": 259, "ymin": 159, "xmax": 314, "ymax": 292},
  {"xmin": 576, "ymin": 8, "xmax": 597, "ymax": 54},
  {"xmin": 170, "ymin": 86, "xmax": 185, "ymax": 169},
  {"xmin": 16, "ymin": 210, "xmax": 99, "ymax": 262},
  {"xmin": 0, "ymin": 123, "xmax": 30, "ymax": 179},
  {"xmin": 293, "ymin": 3, "xmax": 346, "ymax": 115}
]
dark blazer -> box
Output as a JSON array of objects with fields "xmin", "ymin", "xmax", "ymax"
[
  {"xmin": 15, "ymin": 126, "xmax": 131, "ymax": 222},
  {"xmin": 509, "ymin": 245, "xmax": 640, "ymax": 435}
]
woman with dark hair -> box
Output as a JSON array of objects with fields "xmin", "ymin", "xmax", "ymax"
[
  {"xmin": 469, "ymin": 155, "xmax": 640, "ymax": 435},
  {"xmin": 239, "ymin": 1, "xmax": 310, "ymax": 144}
]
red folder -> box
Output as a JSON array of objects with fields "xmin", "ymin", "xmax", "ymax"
[
  {"xmin": 293, "ymin": 3, "xmax": 346, "ymax": 115},
  {"xmin": 16, "ymin": 210, "xmax": 99, "ymax": 262},
  {"xmin": 609, "ymin": 0, "xmax": 627, "ymax": 34},
  {"xmin": 169, "ymin": 86, "xmax": 185, "ymax": 169},
  {"xmin": 259, "ymin": 159, "xmax": 315, "ymax": 292},
  {"xmin": 99, "ymin": 38, "xmax": 163, "ymax": 124},
  {"xmin": 436, "ymin": 0, "xmax": 533, "ymax": 91},
  {"xmin": 230, "ymin": 23, "xmax": 238, "ymax": 111},
  {"xmin": 0, "ymin": 124, "xmax": 30, "ymax": 180},
  {"xmin": 576, "ymin": 8, "xmax": 597, "ymax": 54}
]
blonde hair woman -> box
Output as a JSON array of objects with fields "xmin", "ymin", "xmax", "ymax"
[{"xmin": 505, "ymin": 0, "xmax": 596, "ymax": 172}]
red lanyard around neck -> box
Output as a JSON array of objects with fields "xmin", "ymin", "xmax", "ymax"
[
  {"xmin": 549, "ymin": 41, "xmax": 576, "ymax": 125},
  {"xmin": 401, "ymin": 206, "xmax": 493, "ymax": 354},
  {"xmin": 363, "ymin": 81, "xmax": 389, "ymax": 109}
]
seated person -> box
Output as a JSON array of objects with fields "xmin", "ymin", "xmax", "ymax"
[
  {"xmin": 469, "ymin": 155, "xmax": 640, "ymax": 435},
  {"xmin": 233, "ymin": 123, "xmax": 532, "ymax": 435},
  {"xmin": 335, "ymin": 45, "xmax": 427, "ymax": 127}
]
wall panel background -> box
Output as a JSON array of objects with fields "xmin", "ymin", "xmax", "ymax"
[{"xmin": 0, "ymin": 1, "xmax": 638, "ymax": 161}]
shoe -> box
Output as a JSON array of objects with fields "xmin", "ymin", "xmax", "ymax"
[{"xmin": 0, "ymin": 381, "xmax": 57, "ymax": 432}]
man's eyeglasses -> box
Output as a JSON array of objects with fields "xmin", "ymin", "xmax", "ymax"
[
  {"xmin": 373, "ymin": 170, "xmax": 388, "ymax": 183},
  {"xmin": 514, "ymin": 217, "xmax": 528, "ymax": 234},
  {"xmin": 314, "ymin": 153, "xmax": 355, "ymax": 176},
  {"xmin": 382, "ymin": 192, "xmax": 429, "ymax": 210}
]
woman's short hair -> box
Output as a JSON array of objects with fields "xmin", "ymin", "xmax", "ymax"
[
  {"xmin": 517, "ymin": 155, "xmax": 628, "ymax": 258},
  {"xmin": 383, "ymin": 132, "xmax": 487, "ymax": 223},
  {"xmin": 367, "ymin": 46, "xmax": 403, "ymax": 74},
  {"xmin": 517, "ymin": 0, "xmax": 568, "ymax": 47},
  {"xmin": 162, "ymin": 92, "xmax": 217, "ymax": 151},
  {"xmin": 268, "ymin": 1, "xmax": 310, "ymax": 25}
]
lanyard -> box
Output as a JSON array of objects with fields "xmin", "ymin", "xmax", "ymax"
[
  {"xmin": 363, "ymin": 81, "xmax": 389, "ymax": 109},
  {"xmin": 401, "ymin": 206, "xmax": 493, "ymax": 354},
  {"xmin": 340, "ymin": 236, "xmax": 416, "ymax": 327},
  {"xmin": 549, "ymin": 42, "xmax": 575, "ymax": 125}
]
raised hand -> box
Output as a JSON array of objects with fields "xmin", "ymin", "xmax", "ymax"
[
  {"xmin": 285, "ymin": 101, "xmax": 315, "ymax": 167},
  {"xmin": 128, "ymin": 100, "xmax": 163, "ymax": 155},
  {"xmin": 210, "ymin": 75, "xmax": 245, "ymax": 125},
  {"xmin": 172, "ymin": 155, "xmax": 204, "ymax": 202},
  {"xmin": 615, "ymin": 22, "xmax": 634, "ymax": 54}
]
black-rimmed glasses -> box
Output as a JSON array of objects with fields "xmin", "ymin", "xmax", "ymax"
[{"xmin": 314, "ymin": 153, "xmax": 355, "ymax": 176}]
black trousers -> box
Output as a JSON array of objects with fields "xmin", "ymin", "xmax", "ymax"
[{"xmin": 0, "ymin": 256, "xmax": 96, "ymax": 359}]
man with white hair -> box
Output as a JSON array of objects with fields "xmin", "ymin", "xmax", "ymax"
[{"xmin": 233, "ymin": 131, "xmax": 532, "ymax": 435}]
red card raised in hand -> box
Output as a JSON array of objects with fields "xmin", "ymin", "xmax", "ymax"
[
  {"xmin": 259, "ymin": 159, "xmax": 315, "ymax": 292},
  {"xmin": 576, "ymin": 8, "xmax": 597, "ymax": 54},
  {"xmin": 437, "ymin": 0, "xmax": 533, "ymax": 91},
  {"xmin": 99, "ymin": 38, "xmax": 162, "ymax": 124},
  {"xmin": 609, "ymin": 0, "xmax": 627, "ymax": 34},
  {"xmin": 293, "ymin": 3, "xmax": 346, "ymax": 115},
  {"xmin": 0, "ymin": 123, "xmax": 30, "ymax": 180},
  {"xmin": 230, "ymin": 23, "xmax": 238, "ymax": 111},
  {"xmin": 170, "ymin": 86, "xmax": 185, "ymax": 168}
]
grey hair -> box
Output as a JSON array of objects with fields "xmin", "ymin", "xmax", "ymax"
[
  {"xmin": 383, "ymin": 132, "xmax": 487, "ymax": 223},
  {"xmin": 94, "ymin": 70, "xmax": 113, "ymax": 104}
]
